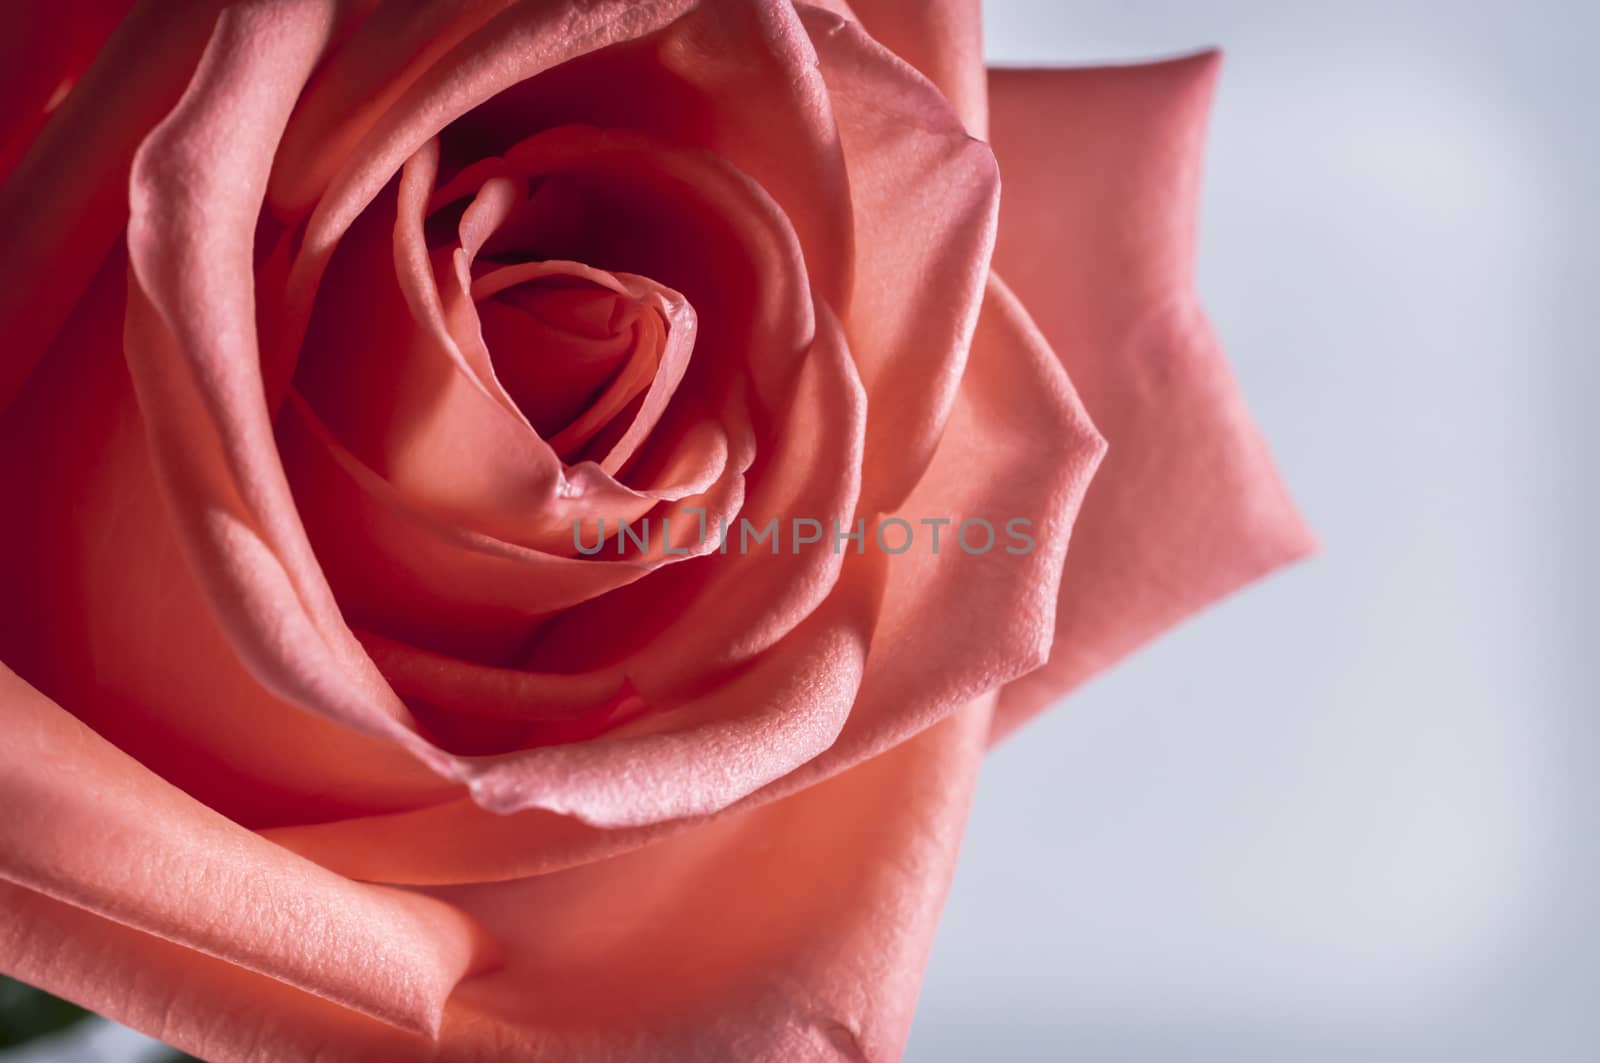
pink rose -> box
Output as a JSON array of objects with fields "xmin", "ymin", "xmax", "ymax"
[{"xmin": 0, "ymin": 1, "xmax": 1311, "ymax": 1059}]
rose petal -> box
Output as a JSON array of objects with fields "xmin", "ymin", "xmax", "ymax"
[
  {"xmin": 839, "ymin": 0, "xmax": 987, "ymax": 136},
  {"xmin": 265, "ymin": 274, "xmax": 1102, "ymax": 883},
  {"xmin": 0, "ymin": 663, "xmax": 489, "ymax": 1036},
  {"xmin": 123, "ymin": 0, "xmax": 448, "ymax": 773},
  {"xmin": 765, "ymin": 275, "xmax": 1106, "ymax": 790},
  {"xmin": 498, "ymin": 124, "xmax": 817, "ymax": 416},
  {"xmin": 13, "ymin": 694, "xmax": 995, "ymax": 1062},
  {"xmin": 279, "ymin": 0, "xmax": 697, "ymax": 327},
  {"xmin": 984, "ymin": 54, "xmax": 1316, "ymax": 739},
  {"xmin": 267, "ymin": 0, "xmax": 524, "ymax": 215},
  {"xmin": 0, "ymin": 887, "xmax": 433, "ymax": 1060},
  {"xmin": 296, "ymin": 145, "xmax": 714, "ymax": 557},
  {"xmin": 276, "ymin": 395, "xmax": 677, "ymax": 662},
  {"xmin": 444, "ymin": 0, "xmax": 855, "ymax": 310},
  {"xmin": 358, "ymin": 631, "xmax": 628, "ymax": 725},
  {"xmin": 432, "ymin": 695, "xmax": 992, "ymax": 1060},
  {"xmin": 801, "ymin": 7, "xmax": 1001, "ymax": 511},
  {"xmin": 473, "ymin": 262, "xmax": 695, "ymax": 474},
  {"xmin": 455, "ymin": 576, "xmax": 873, "ymax": 825},
  {"xmin": 523, "ymin": 300, "xmax": 867, "ymax": 692},
  {"xmin": 0, "ymin": 246, "xmax": 453, "ymax": 827}
]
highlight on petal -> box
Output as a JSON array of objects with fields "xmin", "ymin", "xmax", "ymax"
[
  {"xmin": 123, "ymin": 0, "xmax": 446, "ymax": 770},
  {"xmin": 985, "ymin": 53, "xmax": 1315, "ymax": 739}
]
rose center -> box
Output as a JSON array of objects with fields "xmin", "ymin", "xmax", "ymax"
[{"xmin": 474, "ymin": 272, "xmax": 663, "ymax": 464}]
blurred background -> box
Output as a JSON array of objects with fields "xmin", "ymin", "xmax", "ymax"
[
  {"xmin": 911, "ymin": 1, "xmax": 1596, "ymax": 1060},
  {"xmin": 5, "ymin": 2, "xmax": 1595, "ymax": 1060}
]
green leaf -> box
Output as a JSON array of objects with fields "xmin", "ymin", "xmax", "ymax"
[{"xmin": 0, "ymin": 975, "xmax": 92, "ymax": 1048}]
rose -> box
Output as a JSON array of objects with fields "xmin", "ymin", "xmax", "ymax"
[{"xmin": 0, "ymin": 1, "xmax": 1312, "ymax": 1059}]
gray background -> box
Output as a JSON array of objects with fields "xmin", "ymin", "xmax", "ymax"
[{"xmin": 910, "ymin": 2, "xmax": 1597, "ymax": 1060}]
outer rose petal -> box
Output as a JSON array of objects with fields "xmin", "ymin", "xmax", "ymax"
[
  {"xmin": 5, "ymin": 693, "xmax": 994, "ymax": 1062},
  {"xmin": 0, "ymin": 664, "xmax": 488, "ymax": 1037},
  {"xmin": 801, "ymin": 6, "xmax": 1000, "ymax": 510},
  {"xmin": 986, "ymin": 53, "xmax": 1316, "ymax": 740},
  {"xmin": 842, "ymin": 0, "xmax": 987, "ymax": 137}
]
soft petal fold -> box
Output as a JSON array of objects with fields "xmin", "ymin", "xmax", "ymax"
[
  {"xmin": 431, "ymin": 695, "xmax": 993, "ymax": 1061},
  {"xmin": 281, "ymin": 0, "xmax": 696, "ymax": 321},
  {"xmin": 524, "ymin": 301, "xmax": 866, "ymax": 691},
  {"xmin": 265, "ymin": 275, "xmax": 1103, "ymax": 884},
  {"xmin": 441, "ymin": 0, "xmax": 855, "ymax": 310},
  {"xmin": 0, "ymin": 664, "xmax": 488, "ymax": 1037},
  {"xmin": 0, "ymin": 246, "xmax": 453, "ymax": 828},
  {"xmin": 457, "ymin": 582, "xmax": 871, "ymax": 825},
  {"xmin": 801, "ymin": 6, "xmax": 1000, "ymax": 511},
  {"xmin": 839, "ymin": 0, "xmax": 987, "ymax": 136},
  {"xmin": 123, "ymin": 0, "xmax": 446, "ymax": 769},
  {"xmin": 985, "ymin": 55, "xmax": 1315, "ymax": 739},
  {"xmin": 36, "ymin": 696, "xmax": 995, "ymax": 1061}
]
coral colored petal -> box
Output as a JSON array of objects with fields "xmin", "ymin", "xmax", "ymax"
[
  {"xmin": 526, "ymin": 301, "xmax": 866, "ymax": 690},
  {"xmin": 267, "ymin": 0, "xmax": 523, "ymax": 215},
  {"xmin": 985, "ymin": 56, "xmax": 1316, "ymax": 739},
  {"xmin": 284, "ymin": 0, "xmax": 696, "ymax": 305},
  {"xmin": 277, "ymin": 396, "xmax": 666, "ymax": 662},
  {"xmin": 0, "ymin": 664, "xmax": 488, "ymax": 1037},
  {"xmin": 266, "ymin": 276, "xmax": 1102, "ymax": 885},
  {"xmin": 802, "ymin": 7, "xmax": 1001, "ymax": 511},
  {"xmin": 469, "ymin": 260, "xmax": 697, "ymax": 476},
  {"xmin": 0, "ymin": 248, "xmax": 452, "ymax": 828},
  {"xmin": 499, "ymin": 124, "xmax": 816, "ymax": 416},
  {"xmin": 123, "ymin": 0, "xmax": 443, "ymax": 769},
  {"xmin": 9, "ymin": 697, "xmax": 992, "ymax": 1062},
  {"xmin": 840, "ymin": 0, "xmax": 988, "ymax": 137},
  {"xmin": 0, "ymin": 884, "xmax": 440, "ymax": 1060},
  {"xmin": 451, "ymin": 0, "xmax": 855, "ymax": 311},
  {"xmin": 433, "ymin": 695, "xmax": 993, "ymax": 1060},
  {"xmin": 457, "ymin": 588, "xmax": 869, "ymax": 825},
  {"xmin": 768, "ymin": 275, "xmax": 1105, "ymax": 790}
]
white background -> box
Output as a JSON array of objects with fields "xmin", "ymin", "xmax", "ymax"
[{"xmin": 911, "ymin": 2, "xmax": 1597, "ymax": 1060}]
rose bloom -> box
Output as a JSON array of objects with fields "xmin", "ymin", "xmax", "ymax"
[{"xmin": 0, "ymin": 1, "xmax": 1312, "ymax": 1059}]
